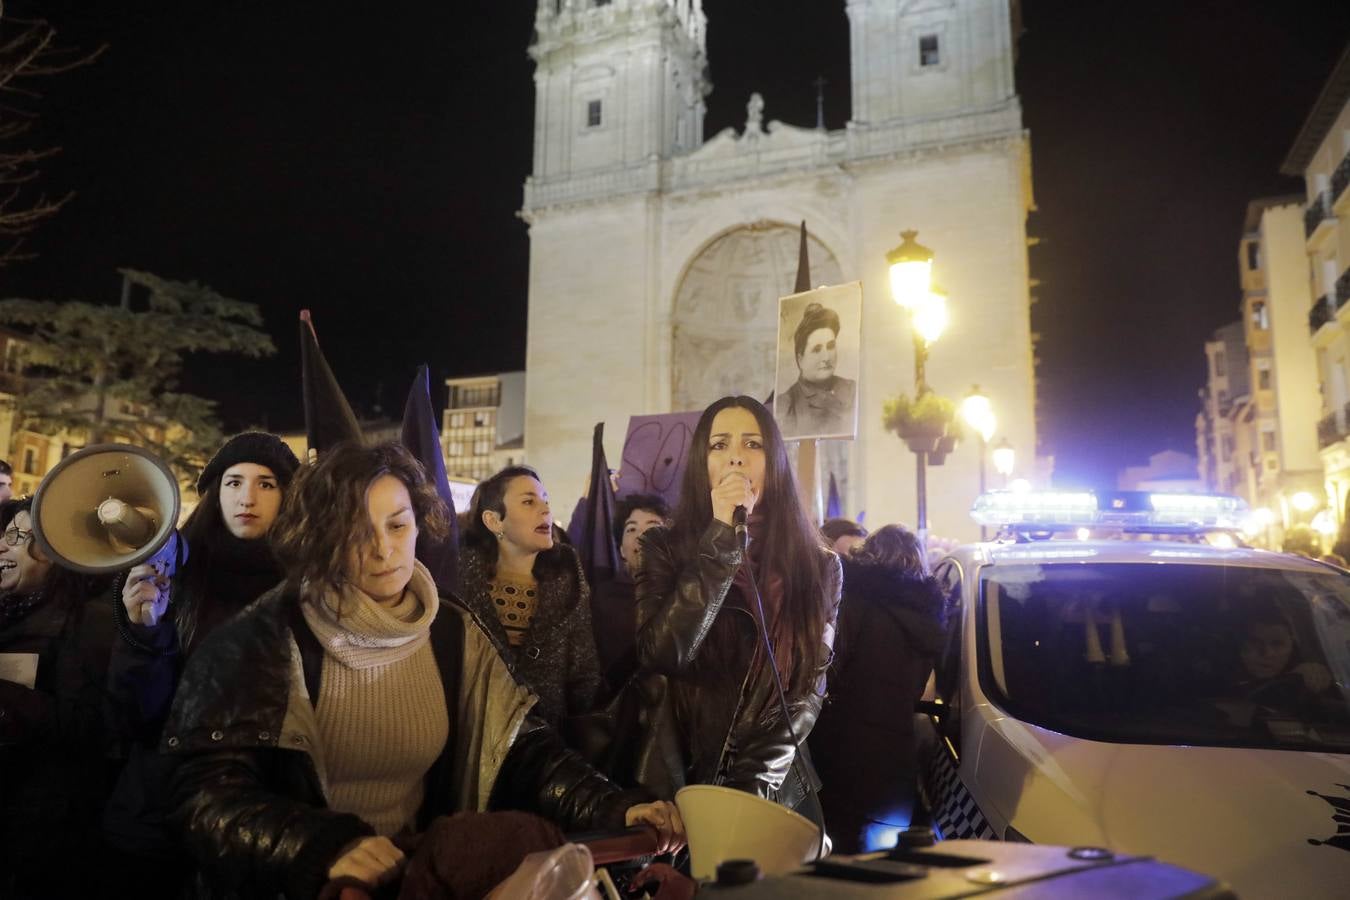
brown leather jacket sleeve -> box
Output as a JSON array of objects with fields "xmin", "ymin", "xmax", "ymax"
[{"xmin": 634, "ymin": 522, "xmax": 744, "ymax": 674}]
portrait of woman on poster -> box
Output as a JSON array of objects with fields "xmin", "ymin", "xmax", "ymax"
[{"xmin": 777, "ymin": 301, "xmax": 857, "ymax": 440}]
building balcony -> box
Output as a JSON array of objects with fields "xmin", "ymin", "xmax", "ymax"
[
  {"xmin": 1337, "ymin": 266, "xmax": 1350, "ymax": 310},
  {"xmin": 1335, "ymin": 150, "xmax": 1350, "ymax": 214},
  {"xmin": 1320, "ymin": 402, "xmax": 1350, "ymax": 450},
  {"xmin": 1310, "ymin": 293, "xmax": 1335, "ymax": 336},
  {"xmin": 1306, "ymin": 191, "xmax": 1336, "ymax": 247}
]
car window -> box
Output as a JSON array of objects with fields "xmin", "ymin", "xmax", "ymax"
[{"xmin": 979, "ymin": 562, "xmax": 1350, "ymax": 752}]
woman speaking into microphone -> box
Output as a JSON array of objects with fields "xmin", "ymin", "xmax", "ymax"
[{"xmin": 633, "ymin": 396, "xmax": 841, "ymax": 811}]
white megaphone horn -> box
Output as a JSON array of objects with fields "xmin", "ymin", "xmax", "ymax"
[{"xmin": 31, "ymin": 444, "xmax": 182, "ymax": 575}]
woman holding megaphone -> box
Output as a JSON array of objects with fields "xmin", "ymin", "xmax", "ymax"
[{"xmin": 103, "ymin": 432, "xmax": 299, "ymax": 891}]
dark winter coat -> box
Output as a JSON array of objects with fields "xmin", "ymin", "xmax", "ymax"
[
  {"xmin": 103, "ymin": 531, "xmax": 283, "ymax": 869},
  {"xmin": 457, "ymin": 542, "xmax": 603, "ymax": 726},
  {"xmin": 0, "ymin": 576, "xmax": 117, "ymax": 899},
  {"xmin": 160, "ymin": 583, "xmax": 650, "ymax": 900},
  {"xmin": 633, "ymin": 520, "xmax": 841, "ymax": 809},
  {"xmin": 808, "ymin": 558, "xmax": 946, "ymax": 853}
]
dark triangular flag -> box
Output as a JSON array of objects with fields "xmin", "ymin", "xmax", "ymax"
[
  {"xmin": 794, "ymin": 220, "xmax": 812, "ymax": 293},
  {"xmin": 578, "ymin": 422, "xmax": 621, "ymax": 586},
  {"xmin": 402, "ymin": 364, "xmax": 458, "ymax": 593},
  {"xmin": 300, "ymin": 310, "xmax": 363, "ymax": 455},
  {"xmin": 826, "ymin": 473, "xmax": 842, "ymax": 520}
]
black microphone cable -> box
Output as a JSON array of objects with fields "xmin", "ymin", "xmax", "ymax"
[{"xmin": 733, "ymin": 519, "xmax": 829, "ymax": 863}]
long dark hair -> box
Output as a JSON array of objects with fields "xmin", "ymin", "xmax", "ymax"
[
  {"xmin": 670, "ymin": 395, "xmax": 830, "ymax": 694},
  {"xmin": 171, "ymin": 483, "xmax": 232, "ymax": 651},
  {"xmin": 270, "ymin": 442, "xmax": 450, "ymax": 597},
  {"xmin": 464, "ymin": 464, "xmax": 567, "ymax": 578}
]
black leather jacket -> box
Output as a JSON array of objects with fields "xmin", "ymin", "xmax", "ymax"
[
  {"xmin": 634, "ymin": 521, "xmax": 841, "ymax": 808},
  {"xmin": 160, "ymin": 583, "xmax": 649, "ymax": 900}
]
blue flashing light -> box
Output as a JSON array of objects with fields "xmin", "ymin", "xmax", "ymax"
[{"xmin": 972, "ymin": 490, "xmax": 1249, "ymax": 533}]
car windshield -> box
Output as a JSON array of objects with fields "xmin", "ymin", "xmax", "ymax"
[{"xmin": 981, "ymin": 561, "xmax": 1350, "ymax": 753}]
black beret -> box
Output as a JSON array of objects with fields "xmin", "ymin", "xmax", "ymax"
[{"xmin": 197, "ymin": 432, "xmax": 300, "ymax": 495}]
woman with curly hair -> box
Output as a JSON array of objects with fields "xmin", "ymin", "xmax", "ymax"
[{"xmin": 161, "ymin": 442, "xmax": 678, "ymax": 898}]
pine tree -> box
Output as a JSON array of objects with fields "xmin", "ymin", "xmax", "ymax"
[{"xmin": 0, "ymin": 269, "xmax": 275, "ymax": 482}]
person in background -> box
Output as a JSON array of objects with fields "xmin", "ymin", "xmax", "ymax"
[
  {"xmin": 459, "ymin": 465, "xmax": 602, "ymax": 728},
  {"xmin": 104, "ymin": 432, "xmax": 299, "ymax": 892},
  {"xmin": 591, "ymin": 493, "xmax": 671, "ymax": 695},
  {"xmin": 635, "ymin": 395, "xmax": 841, "ymax": 811},
  {"xmin": 809, "ymin": 524, "xmax": 946, "ymax": 853},
  {"xmin": 0, "ymin": 459, "xmax": 13, "ymax": 503},
  {"xmin": 162, "ymin": 442, "xmax": 680, "ymax": 899},
  {"xmin": 0, "ymin": 497, "xmax": 117, "ymax": 898},
  {"xmin": 820, "ymin": 517, "xmax": 867, "ymax": 558}
]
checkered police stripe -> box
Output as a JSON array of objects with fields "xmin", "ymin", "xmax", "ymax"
[{"xmin": 921, "ymin": 745, "xmax": 997, "ymax": 841}]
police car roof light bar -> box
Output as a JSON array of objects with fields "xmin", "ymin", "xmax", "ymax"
[{"xmin": 971, "ymin": 490, "xmax": 1250, "ymax": 535}]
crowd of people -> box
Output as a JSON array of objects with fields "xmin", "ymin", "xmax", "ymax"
[{"xmin": 0, "ymin": 396, "xmax": 948, "ymax": 898}]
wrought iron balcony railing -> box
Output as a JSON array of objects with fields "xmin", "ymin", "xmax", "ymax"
[
  {"xmin": 1306, "ymin": 191, "xmax": 1332, "ymax": 238},
  {"xmin": 1335, "ymin": 151, "xmax": 1350, "ymax": 206},
  {"xmin": 1310, "ymin": 294, "xmax": 1334, "ymax": 335}
]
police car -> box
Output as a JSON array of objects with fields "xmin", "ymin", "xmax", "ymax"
[{"xmin": 917, "ymin": 490, "xmax": 1350, "ymax": 898}]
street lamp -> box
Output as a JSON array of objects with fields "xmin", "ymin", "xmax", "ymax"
[
  {"xmin": 961, "ymin": 385, "xmax": 996, "ymax": 539},
  {"xmin": 886, "ymin": 230, "xmax": 946, "ymax": 542},
  {"xmin": 992, "ymin": 438, "xmax": 1015, "ymax": 484}
]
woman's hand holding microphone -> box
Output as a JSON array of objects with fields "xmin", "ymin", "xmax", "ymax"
[{"xmin": 711, "ymin": 471, "xmax": 756, "ymax": 528}]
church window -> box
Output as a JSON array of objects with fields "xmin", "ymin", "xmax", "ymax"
[
  {"xmin": 919, "ymin": 34, "xmax": 941, "ymax": 67},
  {"xmin": 587, "ymin": 100, "xmax": 603, "ymax": 128}
]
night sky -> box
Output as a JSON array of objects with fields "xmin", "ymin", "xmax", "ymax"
[{"xmin": 3, "ymin": 1, "xmax": 1348, "ymax": 487}]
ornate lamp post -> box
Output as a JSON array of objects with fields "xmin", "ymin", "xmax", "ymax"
[
  {"xmin": 886, "ymin": 230, "xmax": 948, "ymax": 542},
  {"xmin": 961, "ymin": 385, "xmax": 996, "ymax": 540}
]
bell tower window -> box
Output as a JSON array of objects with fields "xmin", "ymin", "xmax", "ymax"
[
  {"xmin": 919, "ymin": 34, "xmax": 941, "ymax": 67},
  {"xmin": 586, "ymin": 99, "xmax": 603, "ymax": 128}
]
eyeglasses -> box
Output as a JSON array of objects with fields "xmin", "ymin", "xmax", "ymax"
[{"xmin": 2, "ymin": 527, "xmax": 32, "ymax": 547}]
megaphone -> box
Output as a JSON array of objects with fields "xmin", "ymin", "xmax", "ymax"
[
  {"xmin": 675, "ymin": 785, "xmax": 823, "ymax": 880},
  {"xmin": 31, "ymin": 444, "xmax": 181, "ymax": 575}
]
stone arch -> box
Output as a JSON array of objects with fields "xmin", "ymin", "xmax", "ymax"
[{"xmin": 670, "ymin": 220, "xmax": 844, "ymax": 412}]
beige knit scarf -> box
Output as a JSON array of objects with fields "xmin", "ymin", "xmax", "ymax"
[{"xmin": 301, "ymin": 560, "xmax": 439, "ymax": 669}]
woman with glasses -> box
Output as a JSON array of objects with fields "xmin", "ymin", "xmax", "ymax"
[
  {"xmin": 0, "ymin": 498, "xmax": 117, "ymax": 898},
  {"xmin": 103, "ymin": 432, "xmax": 300, "ymax": 892}
]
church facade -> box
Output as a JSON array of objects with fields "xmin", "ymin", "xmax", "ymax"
[{"xmin": 521, "ymin": 0, "xmax": 1035, "ymax": 540}]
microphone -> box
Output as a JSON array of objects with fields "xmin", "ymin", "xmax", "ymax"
[{"xmin": 733, "ymin": 504, "xmax": 748, "ymax": 543}]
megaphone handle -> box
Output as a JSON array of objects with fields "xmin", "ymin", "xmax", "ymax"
[{"xmin": 573, "ymin": 825, "xmax": 661, "ymax": 865}]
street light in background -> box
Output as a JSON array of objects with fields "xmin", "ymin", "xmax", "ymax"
[
  {"xmin": 886, "ymin": 230, "xmax": 947, "ymax": 541},
  {"xmin": 961, "ymin": 385, "xmax": 996, "ymax": 539},
  {"xmin": 992, "ymin": 438, "xmax": 1015, "ymax": 485}
]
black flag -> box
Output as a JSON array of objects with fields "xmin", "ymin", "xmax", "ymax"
[
  {"xmin": 402, "ymin": 365, "xmax": 459, "ymax": 592},
  {"xmin": 299, "ymin": 310, "xmax": 362, "ymax": 455}
]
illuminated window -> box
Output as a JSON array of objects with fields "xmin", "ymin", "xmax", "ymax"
[
  {"xmin": 1257, "ymin": 364, "xmax": 1271, "ymax": 391},
  {"xmin": 919, "ymin": 34, "xmax": 940, "ymax": 67},
  {"xmin": 22, "ymin": 448, "xmax": 36, "ymax": 475},
  {"xmin": 587, "ymin": 100, "xmax": 603, "ymax": 128},
  {"xmin": 448, "ymin": 442, "xmax": 462, "ymax": 457},
  {"xmin": 474, "ymin": 411, "xmax": 490, "ymax": 427},
  {"xmin": 1250, "ymin": 300, "xmax": 1268, "ymax": 330},
  {"xmin": 451, "ymin": 413, "xmax": 465, "ymax": 429}
]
